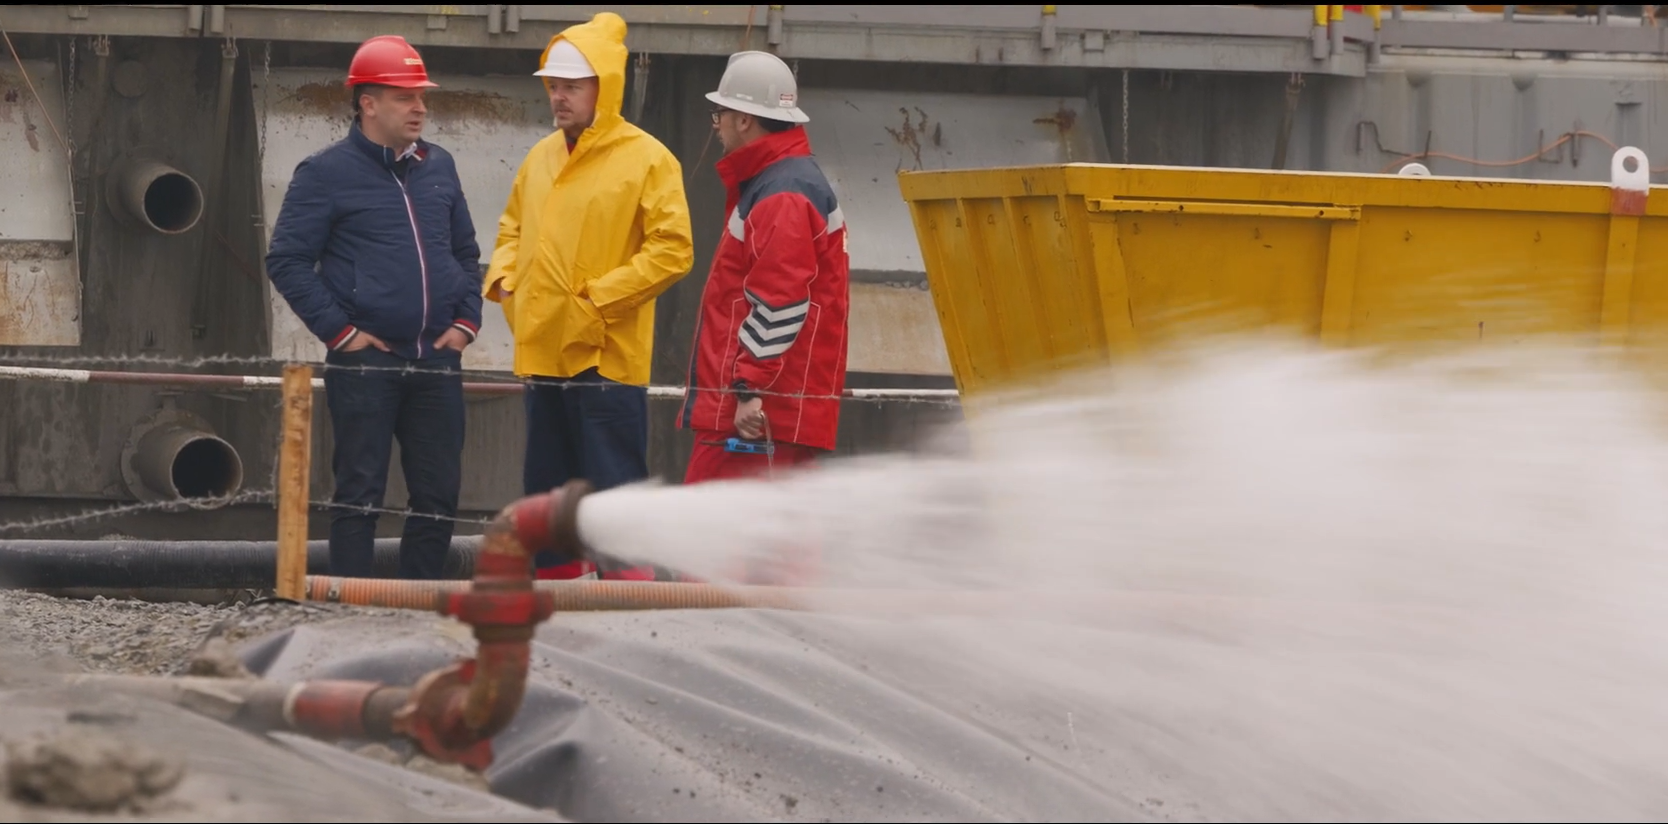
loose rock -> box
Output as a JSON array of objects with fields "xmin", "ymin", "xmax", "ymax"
[{"xmin": 4, "ymin": 727, "xmax": 185, "ymax": 812}]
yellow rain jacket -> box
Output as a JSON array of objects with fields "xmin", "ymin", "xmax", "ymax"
[{"xmin": 484, "ymin": 12, "xmax": 694, "ymax": 385}]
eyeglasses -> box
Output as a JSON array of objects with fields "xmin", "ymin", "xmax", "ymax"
[{"xmin": 710, "ymin": 105, "xmax": 733, "ymax": 124}]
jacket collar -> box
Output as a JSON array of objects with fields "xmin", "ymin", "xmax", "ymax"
[
  {"xmin": 715, "ymin": 126, "xmax": 812, "ymax": 194},
  {"xmin": 349, "ymin": 121, "xmax": 427, "ymax": 169}
]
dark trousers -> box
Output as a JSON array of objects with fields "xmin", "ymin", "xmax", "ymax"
[
  {"xmin": 523, "ymin": 367, "xmax": 648, "ymax": 569},
  {"xmin": 323, "ymin": 347, "xmax": 465, "ymax": 580}
]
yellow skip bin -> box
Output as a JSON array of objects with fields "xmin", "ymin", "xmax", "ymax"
[{"xmin": 897, "ymin": 149, "xmax": 1664, "ymax": 398}]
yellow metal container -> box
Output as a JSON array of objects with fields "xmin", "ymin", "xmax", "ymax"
[{"xmin": 896, "ymin": 150, "xmax": 1663, "ymax": 398}]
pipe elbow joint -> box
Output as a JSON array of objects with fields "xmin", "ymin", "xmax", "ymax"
[
  {"xmin": 507, "ymin": 478, "xmax": 595, "ymax": 566},
  {"xmin": 393, "ymin": 480, "xmax": 594, "ymax": 771}
]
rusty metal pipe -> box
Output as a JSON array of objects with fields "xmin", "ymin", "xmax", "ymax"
[
  {"xmin": 69, "ymin": 483, "xmax": 598, "ymax": 772},
  {"xmin": 67, "ymin": 674, "xmax": 413, "ymax": 744},
  {"xmin": 388, "ymin": 482, "xmax": 591, "ymax": 768},
  {"xmin": 305, "ymin": 576, "xmax": 805, "ymax": 611},
  {"xmin": 110, "ymin": 158, "xmax": 205, "ymax": 235}
]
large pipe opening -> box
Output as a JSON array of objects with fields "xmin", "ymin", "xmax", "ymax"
[
  {"xmin": 110, "ymin": 158, "xmax": 204, "ymax": 235},
  {"xmin": 138, "ymin": 425, "xmax": 243, "ymax": 501},
  {"xmin": 127, "ymin": 421, "xmax": 244, "ymax": 507}
]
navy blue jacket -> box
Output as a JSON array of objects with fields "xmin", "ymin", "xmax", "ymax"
[{"xmin": 265, "ymin": 124, "xmax": 483, "ymax": 361}]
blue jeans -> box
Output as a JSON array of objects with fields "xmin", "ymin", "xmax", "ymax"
[
  {"xmin": 322, "ymin": 346, "xmax": 464, "ymax": 580},
  {"xmin": 523, "ymin": 367, "xmax": 648, "ymax": 569}
]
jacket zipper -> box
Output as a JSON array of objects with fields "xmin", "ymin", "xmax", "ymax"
[{"xmin": 391, "ymin": 171, "xmax": 430, "ymax": 358}]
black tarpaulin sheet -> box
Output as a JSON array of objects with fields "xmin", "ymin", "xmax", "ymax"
[
  {"xmin": 0, "ymin": 678, "xmax": 570, "ymax": 823},
  {"xmin": 240, "ymin": 608, "xmax": 1137, "ymax": 823}
]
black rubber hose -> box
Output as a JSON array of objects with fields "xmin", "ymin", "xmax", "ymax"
[{"xmin": 0, "ymin": 537, "xmax": 482, "ymax": 590}]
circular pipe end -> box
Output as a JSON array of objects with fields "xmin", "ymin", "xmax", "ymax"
[
  {"xmin": 552, "ymin": 479, "xmax": 594, "ymax": 562},
  {"xmin": 141, "ymin": 171, "xmax": 205, "ymax": 235},
  {"xmin": 169, "ymin": 433, "xmax": 244, "ymax": 503},
  {"xmin": 131, "ymin": 423, "xmax": 245, "ymax": 508},
  {"xmin": 110, "ymin": 158, "xmax": 206, "ymax": 235}
]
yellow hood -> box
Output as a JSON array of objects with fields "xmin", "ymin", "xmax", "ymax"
[
  {"xmin": 484, "ymin": 10, "xmax": 694, "ymax": 385},
  {"xmin": 539, "ymin": 12, "xmax": 629, "ymax": 139}
]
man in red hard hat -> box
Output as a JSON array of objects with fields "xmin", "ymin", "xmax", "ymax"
[{"xmin": 265, "ymin": 35, "xmax": 483, "ymax": 581}]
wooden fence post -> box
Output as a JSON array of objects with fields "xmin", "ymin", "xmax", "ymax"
[{"xmin": 276, "ymin": 363, "xmax": 313, "ymax": 601}]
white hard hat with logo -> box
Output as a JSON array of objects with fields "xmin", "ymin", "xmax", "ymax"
[
  {"xmin": 535, "ymin": 39, "xmax": 596, "ymax": 79},
  {"xmin": 706, "ymin": 50, "xmax": 808, "ymax": 124}
]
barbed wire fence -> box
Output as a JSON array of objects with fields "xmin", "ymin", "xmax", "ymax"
[{"xmin": 0, "ymin": 350, "xmax": 963, "ymax": 537}]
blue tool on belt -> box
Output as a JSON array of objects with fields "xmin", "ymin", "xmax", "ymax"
[{"xmin": 723, "ymin": 437, "xmax": 775, "ymax": 456}]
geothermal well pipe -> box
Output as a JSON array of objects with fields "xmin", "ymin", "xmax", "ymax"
[
  {"xmin": 121, "ymin": 408, "xmax": 245, "ymax": 508},
  {"xmin": 131, "ymin": 421, "xmax": 244, "ymax": 502},
  {"xmin": 76, "ymin": 482, "xmax": 596, "ymax": 771},
  {"xmin": 108, "ymin": 157, "xmax": 205, "ymax": 235}
]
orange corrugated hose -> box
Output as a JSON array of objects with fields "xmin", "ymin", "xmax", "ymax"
[{"xmin": 305, "ymin": 576, "xmax": 807, "ymax": 612}]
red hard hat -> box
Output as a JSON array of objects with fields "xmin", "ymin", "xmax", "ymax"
[{"xmin": 345, "ymin": 35, "xmax": 439, "ymax": 89}]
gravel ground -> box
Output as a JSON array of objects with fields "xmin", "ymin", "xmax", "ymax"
[{"xmin": 0, "ymin": 590, "xmax": 408, "ymax": 679}]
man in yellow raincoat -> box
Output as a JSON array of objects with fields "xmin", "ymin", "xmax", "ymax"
[{"xmin": 484, "ymin": 12, "xmax": 695, "ymax": 579}]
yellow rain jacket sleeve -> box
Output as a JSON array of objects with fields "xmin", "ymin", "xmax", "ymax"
[{"xmin": 483, "ymin": 12, "xmax": 695, "ymax": 386}]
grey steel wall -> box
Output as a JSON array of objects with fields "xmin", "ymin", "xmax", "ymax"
[
  {"xmin": 1105, "ymin": 53, "xmax": 1668, "ymax": 179},
  {"xmin": 5, "ymin": 21, "xmax": 1668, "ymax": 538},
  {"xmin": 1, "ymin": 34, "xmax": 282, "ymax": 538},
  {"xmin": 0, "ymin": 36, "xmax": 973, "ymax": 539}
]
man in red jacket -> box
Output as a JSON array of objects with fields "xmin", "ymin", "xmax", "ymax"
[
  {"xmin": 678, "ymin": 50, "xmax": 850, "ymax": 486},
  {"xmin": 582, "ymin": 51, "xmax": 845, "ymax": 584}
]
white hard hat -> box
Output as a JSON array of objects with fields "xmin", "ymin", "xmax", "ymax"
[
  {"xmin": 705, "ymin": 50, "xmax": 808, "ymax": 124},
  {"xmin": 534, "ymin": 39, "xmax": 596, "ymax": 79}
]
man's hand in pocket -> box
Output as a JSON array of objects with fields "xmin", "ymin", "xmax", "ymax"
[
  {"xmin": 436, "ymin": 328, "xmax": 471, "ymax": 352},
  {"xmin": 342, "ymin": 330, "xmax": 391, "ymax": 353}
]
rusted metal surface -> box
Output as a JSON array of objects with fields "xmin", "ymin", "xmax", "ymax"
[
  {"xmin": 0, "ymin": 241, "xmax": 80, "ymax": 347},
  {"xmin": 253, "ymin": 68, "xmax": 551, "ymax": 374},
  {"xmin": 276, "ymin": 81, "xmax": 536, "ymax": 127},
  {"xmin": 0, "ymin": 61, "xmax": 72, "ymax": 237},
  {"xmin": 0, "ymin": 59, "xmax": 79, "ymax": 348},
  {"xmin": 1033, "ymin": 106, "xmax": 1079, "ymax": 135},
  {"xmin": 885, "ymin": 106, "xmax": 938, "ymax": 172}
]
